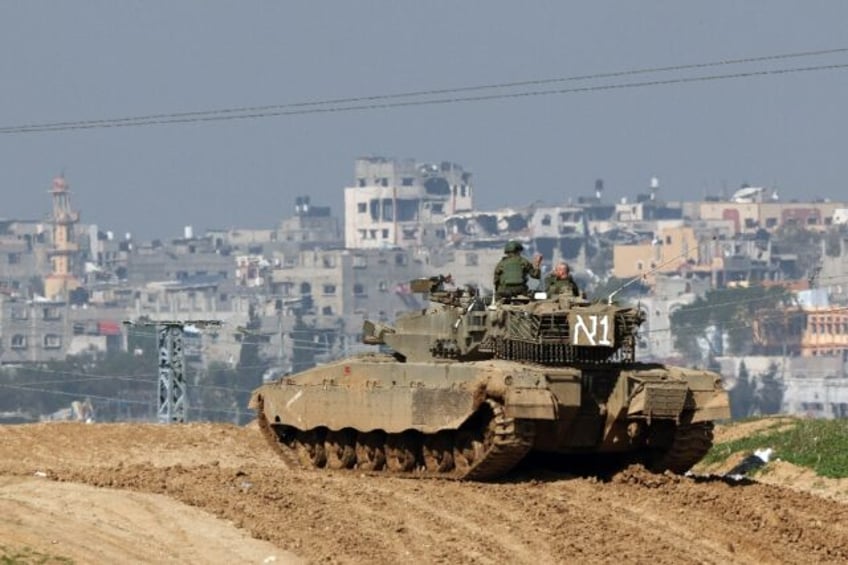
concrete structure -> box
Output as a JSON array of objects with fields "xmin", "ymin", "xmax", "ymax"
[
  {"xmin": 1, "ymin": 297, "xmax": 69, "ymax": 363},
  {"xmin": 612, "ymin": 226, "xmax": 699, "ymax": 282},
  {"xmin": 344, "ymin": 157, "xmax": 473, "ymax": 249},
  {"xmin": 44, "ymin": 176, "xmax": 81, "ymax": 300},
  {"xmin": 697, "ymin": 196, "xmax": 846, "ymax": 235},
  {"xmin": 277, "ymin": 196, "xmax": 342, "ymax": 250},
  {"xmin": 782, "ymin": 356, "xmax": 848, "ymax": 418}
]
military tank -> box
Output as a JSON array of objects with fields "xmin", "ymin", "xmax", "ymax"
[{"xmin": 250, "ymin": 278, "xmax": 730, "ymax": 480}]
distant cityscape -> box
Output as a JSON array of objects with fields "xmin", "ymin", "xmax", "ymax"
[{"xmin": 2, "ymin": 155, "xmax": 848, "ymax": 420}]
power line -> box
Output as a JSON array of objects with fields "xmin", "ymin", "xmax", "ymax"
[
  {"xmin": 3, "ymin": 46, "xmax": 846, "ymax": 132},
  {"xmin": 2, "ymin": 57, "xmax": 848, "ymax": 134}
]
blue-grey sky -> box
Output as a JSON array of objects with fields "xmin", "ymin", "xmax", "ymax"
[{"xmin": 2, "ymin": 2, "xmax": 847, "ymax": 240}]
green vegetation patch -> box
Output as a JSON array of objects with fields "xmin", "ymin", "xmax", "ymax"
[
  {"xmin": 704, "ymin": 419, "xmax": 848, "ymax": 479},
  {"xmin": 0, "ymin": 545, "xmax": 73, "ymax": 565}
]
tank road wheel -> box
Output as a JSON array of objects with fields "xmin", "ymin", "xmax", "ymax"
[
  {"xmin": 325, "ymin": 429, "xmax": 357, "ymax": 470},
  {"xmin": 422, "ymin": 431, "xmax": 455, "ymax": 473},
  {"xmin": 385, "ymin": 432, "xmax": 420, "ymax": 473},
  {"xmin": 453, "ymin": 402, "xmax": 495, "ymax": 473},
  {"xmin": 295, "ymin": 429, "xmax": 327, "ymax": 468},
  {"xmin": 355, "ymin": 432, "xmax": 386, "ymax": 471},
  {"xmin": 648, "ymin": 422, "xmax": 715, "ymax": 474},
  {"xmin": 453, "ymin": 429, "xmax": 487, "ymax": 473}
]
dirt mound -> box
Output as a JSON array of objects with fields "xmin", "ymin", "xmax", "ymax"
[
  {"xmin": 712, "ymin": 416, "xmax": 797, "ymax": 444},
  {"xmin": 2, "ymin": 422, "xmax": 848, "ymax": 564}
]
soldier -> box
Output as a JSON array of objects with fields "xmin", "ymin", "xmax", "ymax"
[
  {"xmin": 493, "ymin": 241, "xmax": 542, "ymax": 299},
  {"xmin": 545, "ymin": 262, "xmax": 580, "ymax": 298}
]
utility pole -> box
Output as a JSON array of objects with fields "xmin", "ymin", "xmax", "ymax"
[{"xmin": 124, "ymin": 319, "xmax": 221, "ymax": 423}]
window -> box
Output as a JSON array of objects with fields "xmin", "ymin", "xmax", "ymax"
[
  {"xmin": 665, "ymin": 236, "xmax": 672, "ymax": 245},
  {"xmin": 402, "ymin": 177, "xmax": 414, "ymax": 186},
  {"xmin": 11, "ymin": 335, "xmax": 26, "ymax": 349},
  {"xmin": 357, "ymin": 202, "xmax": 367, "ymax": 213},
  {"xmin": 11, "ymin": 308, "xmax": 28, "ymax": 321},
  {"xmin": 381, "ymin": 177, "xmax": 389, "ymax": 187},
  {"xmin": 382, "ymin": 229, "xmax": 389, "ymax": 239},
  {"xmin": 300, "ymin": 282, "xmax": 312, "ymax": 294},
  {"xmin": 7, "ymin": 252, "xmax": 21, "ymax": 265},
  {"xmin": 43, "ymin": 307, "xmax": 61, "ymax": 321},
  {"xmin": 378, "ymin": 281, "xmax": 388, "ymax": 292},
  {"xmin": 43, "ymin": 334, "xmax": 62, "ymax": 349},
  {"xmin": 353, "ymin": 255, "xmax": 367, "ymax": 268},
  {"xmin": 323, "ymin": 255, "xmax": 336, "ymax": 268},
  {"xmin": 358, "ymin": 178, "xmax": 366, "ymax": 187},
  {"xmin": 395, "ymin": 254, "xmax": 407, "ymax": 266},
  {"xmin": 541, "ymin": 215, "xmax": 551, "ymax": 226},
  {"xmin": 322, "ymin": 306, "xmax": 334, "ymax": 315},
  {"xmin": 431, "ymin": 203, "xmax": 444, "ymax": 214},
  {"xmin": 353, "ymin": 283, "xmax": 366, "ymax": 296},
  {"xmin": 323, "ymin": 284, "xmax": 337, "ymax": 295}
]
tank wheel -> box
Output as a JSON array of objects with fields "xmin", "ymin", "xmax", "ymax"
[
  {"xmin": 355, "ymin": 432, "xmax": 387, "ymax": 471},
  {"xmin": 453, "ymin": 401, "xmax": 496, "ymax": 473},
  {"xmin": 422, "ymin": 431, "xmax": 455, "ymax": 473},
  {"xmin": 385, "ymin": 432, "xmax": 420, "ymax": 472},
  {"xmin": 325, "ymin": 429, "xmax": 357, "ymax": 470},
  {"xmin": 453, "ymin": 428, "xmax": 488, "ymax": 473},
  {"xmin": 295, "ymin": 429, "xmax": 327, "ymax": 468},
  {"xmin": 648, "ymin": 422, "xmax": 715, "ymax": 474}
]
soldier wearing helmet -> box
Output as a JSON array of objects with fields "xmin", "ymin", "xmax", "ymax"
[{"xmin": 493, "ymin": 240, "xmax": 542, "ymax": 299}]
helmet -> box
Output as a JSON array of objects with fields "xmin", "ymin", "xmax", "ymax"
[{"xmin": 504, "ymin": 240, "xmax": 523, "ymax": 253}]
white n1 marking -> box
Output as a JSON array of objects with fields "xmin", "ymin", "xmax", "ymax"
[
  {"xmin": 597, "ymin": 315, "xmax": 612, "ymax": 346},
  {"xmin": 572, "ymin": 314, "xmax": 613, "ymax": 346}
]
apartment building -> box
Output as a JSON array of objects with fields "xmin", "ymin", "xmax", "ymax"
[{"xmin": 344, "ymin": 157, "xmax": 473, "ymax": 249}]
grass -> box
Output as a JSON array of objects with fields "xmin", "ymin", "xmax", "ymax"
[
  {"xmin": 0, "ymin": 546, "xmax": 73, "ymax": 565},
  {"xmin": 703, "ymin": 418, "xmax": 848, "ymax": 479}
]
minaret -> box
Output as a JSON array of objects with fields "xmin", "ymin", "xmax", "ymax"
[{"xmin": 44, "ymin": 175, "xmax": 81, "ymax": 299}]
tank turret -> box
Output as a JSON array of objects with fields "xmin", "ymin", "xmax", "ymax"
[{"xmin": 364, "ymin": 280, "xmax": 643, "ymax": 365}]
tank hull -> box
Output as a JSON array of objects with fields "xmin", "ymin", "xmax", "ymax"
[{"xmin": 250, "ymin": 354, "xmax": 730, "ymax": 480}]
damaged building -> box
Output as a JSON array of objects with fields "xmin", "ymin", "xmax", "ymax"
[{"xmin": 344, "ymin": 157, "xmax": 473, "ymax": 249}]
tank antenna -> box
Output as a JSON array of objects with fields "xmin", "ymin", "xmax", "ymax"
[{"xmin": 607, "ymin": 249, "xmax": 691, "ymax": 304}]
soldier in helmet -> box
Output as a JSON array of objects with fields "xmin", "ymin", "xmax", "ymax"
[
  {"xmin": 545, "ymin": 261, "xmax": 580, "ymax": 298},
  {"xmin": 494, "ymin": 240, "xmax": 543, "ymax": 299}
]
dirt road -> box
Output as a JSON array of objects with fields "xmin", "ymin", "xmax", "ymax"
[{"xmin": 1, "ymin": 422, "xmax": 846, "ymax": 564}]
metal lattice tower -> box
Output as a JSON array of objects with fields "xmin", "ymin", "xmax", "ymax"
[{"xmin": 125, "ymin": 319, "xmax": 221, "ymax": 423}]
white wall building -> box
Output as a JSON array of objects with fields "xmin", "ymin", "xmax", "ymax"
[{"xmin": 344, "ymin": 157, "xmax": 473, "ymax": 249}]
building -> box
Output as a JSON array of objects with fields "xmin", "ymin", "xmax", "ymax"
[
  {"xmin": 344, "ymin": 157, "xmax": 473, "ymax": 249},
  {"xmin": 44, "ymin": 176, "xmax": 82, "ymax": 300}
]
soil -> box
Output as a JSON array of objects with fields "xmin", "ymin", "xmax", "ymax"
[{"xmin": 2, "ymin": 421, "xmax": 848, "ymax": 565}]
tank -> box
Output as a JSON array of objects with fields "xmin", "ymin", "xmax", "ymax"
[{"xmin": 250, "ymin": 279, "xmax": 730, "ymax": 480}]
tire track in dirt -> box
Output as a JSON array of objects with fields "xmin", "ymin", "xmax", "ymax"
[{"xmin": 3, "ymin": 422, "xmax": 848, "ymax": 564}]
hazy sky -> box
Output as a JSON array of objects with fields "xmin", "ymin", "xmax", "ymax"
[{"xmin": 2, "ymin": 2, "xmax": 847, "ymax": 240}]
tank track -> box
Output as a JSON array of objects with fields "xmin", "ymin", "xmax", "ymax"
[
  {"xmin": 255, "ymin": 395, "xmax": 535, "ymax": 481},
  {"xmin": 649, "ymin": 421, "xmax": 715, "ymax": 474}
]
